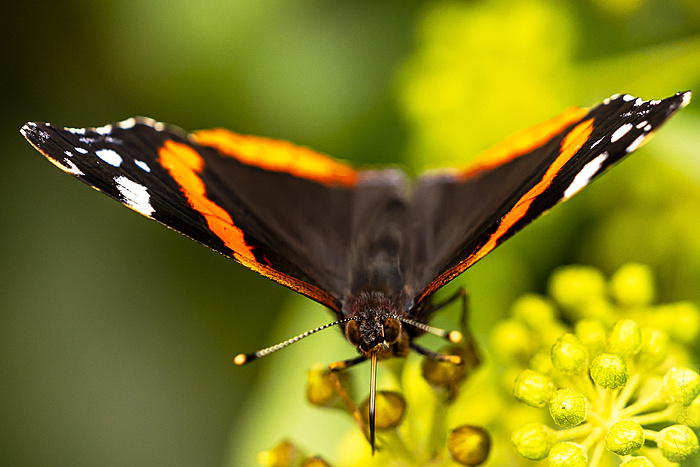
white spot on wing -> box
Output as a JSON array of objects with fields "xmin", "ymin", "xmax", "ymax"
[
  {"xmin": 590, "ymin": 137, "xmax": 604, "ymax": 149},
  {"xmin": 644, "ymin": 124, "xmax": 652, "ymax": 132},
  {"xmin": 66, "ymin": 127, "xmax": 86, "ymax": 135},
  {"xmin": 681, "ymin": 91, "xmax": 692, "ymax": 108},
  {"xmin": 622, "ymin": 94, "xmax": 635, "ymax": 102},
  {"xmin": 564, "ymin": 152, "xmax": 608, "ymax": 199},
  {"xmin": 611, "ymin": 123, "xmax": 633, "ymax": 142},
  {"xmin": 114, "ymin": 176, "xmax": 154, "ymax": 216},
  {"xmin": 626, "ymin": 134, "xmax": 647, "ymax": 153},
  {"xmin": 63, "ymin": 159, "xmax": 84, "ymax": 176},
  {"xmin": 95, "ymin": 124, "xmax": 113, "ymax": 135},
  {"xmin": 96, "ymin": 148, "xmax": 123, "ymax": 167},
  {"xmin": 134, "ymin": 160, "xmax": 151, "ymax": 172},
  {"xmin": 140, "ymin": 117, "xmax": 156, "ymax": 127},
  {"xmin": 118, "ymin": 118, "xmax": 136, "ymax": 129},
  {"xmin": 75, "ymin": 147, "xmax": 88, "ymax": 154},
  {"xmin": 636, "ymin": 120, "xmax": 648, "ymax": 129}
]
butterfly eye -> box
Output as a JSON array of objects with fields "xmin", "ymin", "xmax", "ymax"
[
  {"xmin": 383, "ymin": 317, "xmax": 401, "ymax": 345},
  {"xmin": 345, "ymin": 320, "xmax": 361, "ymax": 347}
]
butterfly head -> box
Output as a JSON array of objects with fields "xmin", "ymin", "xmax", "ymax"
[
  {"xmin": 345, "ymin": 312, "xmax": 403, "ymax": 357},
  {"xmin": 342, "ymin": 290, "xmax": 412, "ymax": 359}
]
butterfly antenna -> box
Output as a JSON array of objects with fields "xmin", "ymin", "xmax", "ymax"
[
  {"xmin": 234, "ymin": 317, "xmax": 355, "ymax": 365},
  {"xmin": 395, "ymin": 316, "xmax": 463, "ymax": 344},
  {"xmin": 369, "ymin": 352, "xmax": 378, "ymax": 454}
]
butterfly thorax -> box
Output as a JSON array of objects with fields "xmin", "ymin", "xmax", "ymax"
[{"xmin": 342, "ymin": 290, "xmax": 412, "ymax": 360}]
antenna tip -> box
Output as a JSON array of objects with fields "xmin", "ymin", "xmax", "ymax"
[
  {"xmin": 447, "ymin": 355, "xmax": 463, "ymax": 365},
  {"xmin": 234, "ymin": 353, "xmax": 248, "ymax": 365},
  {"xmin": 448, "ymin": 330, "xmax": 463, "ymax": 343}
]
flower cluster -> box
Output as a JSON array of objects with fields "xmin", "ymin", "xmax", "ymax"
[
  {"xmin": 255, "ymin": 263, "xmax": 698, "ymax": 466},
  {"xmin": 505, "ymin": 264, "xmax": 700, "ymax": 466}
]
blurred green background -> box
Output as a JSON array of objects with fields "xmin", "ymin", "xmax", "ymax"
[{"xmin": 2, "ymin": 1, "xmax": 699, "ymax": 466}]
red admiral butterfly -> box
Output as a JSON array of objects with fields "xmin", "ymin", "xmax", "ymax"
[{"xmin": 21, "ymin": 91, "xmax": 691, "ymax": 451}]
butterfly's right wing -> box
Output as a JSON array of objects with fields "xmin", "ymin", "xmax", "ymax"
[{"xmin": 410, "ymin": 91, "xmax": 691, "ymax": 304}]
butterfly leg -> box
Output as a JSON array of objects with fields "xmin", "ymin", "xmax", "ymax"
[
  {"xmin": 410, "ymin": 342, "xmax": 463, "ymax": 364},
  {"xmin": 326, "ymin": 356, "xmax": 372, "ymax": 445},
  {"xmin": 329, "ymin": 355, "xmax": 366, "ymax": 372},
  {"xmin": 429, "ymin": 287, "xmax": 480, "ymax": 367},
  {"xmin": 429, "ymin": 286, "xmax": 468, "ymax": 315}
]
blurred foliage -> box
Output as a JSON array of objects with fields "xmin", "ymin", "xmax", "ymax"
[{"xmin": 3, "ymin": 0, "xmax": 700, "ymax": 466}]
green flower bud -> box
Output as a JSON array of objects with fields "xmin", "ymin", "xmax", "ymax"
[
  {"xmin": 619, "ymin": 456, "xmax": 654, "ymax": 467},
  {"xmin": 513, "ymin": 369, "xmax": 556, "ymax": 408},
  {"xmin": 529, "ymin": 351, "xmax": 554, "ymax": 375},
  {"xmin": 653, "ymin": 302, "xmax": 700, "ymax": 343},
  {"xmin": 663, "ymin": 367, "xmax": 700, "ymax": 406},
  {"xmin": 448, "ymin": 425, "xmax": 491, "ymax": 466},
  {"xmin": 549, "ymin": 388, "xmax": 586, "ymax": 428},
  {"xmin": 635, "ymin": 327, "xmax": 668, "ymax": 369},
  {"xmin": 306, "ymin": 365, "xmax": 341, "ymax": 408},
  {"xmin": 610, "ymin": 262, "xmax": 656, "ymax": 307},
  {"xmin": 511, "ymin": 293, "xmax": 556, "ymax": 330},
  {"xmin": 490, "ymin": 319, "xmax": 532, "ymax": 363},
  {"xmin": 548, "ymin": 265, "xmax": 606, "ymax": 313},
  {"xmin": 360, "ymin": 391, "xmax": 406, "ymax": 430},
  {"xmin": 422, "ymin": 344, "xmax": 469, "ymax": 388},
  {"xmin": 574, "ymin": 319, "xmax": 607, "ymax": 357},
  {"xmin": 604, "ymin": 420, "xmax": 644, "ymax": 455},
  {"xmin": 657, "ymin": 424, "xmax": 699, "ymax": 462},
  {"xmin": 590, "ymin": 353, "xmax": 628, "ymax": 389},
  {"xmin": 607, "ymin": 319, "xmax": 641, "ymax": 356},
  {"xmin": 579, "ymin": 296, "xmax": 616, "ymax": 323},
  {"xmin": 547, "ymin": 442, "xmax": 587, "ymax": 467},
  {"xmin": 511, "ymin": 422, "xmax": 551, "ymax": 460},
  {"xmin": 551, "ymin": 334, "xmax": 588, "ymax": 374}
]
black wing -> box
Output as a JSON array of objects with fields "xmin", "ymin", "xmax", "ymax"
[
  {"xmin": 411, "ymin": 91, "xmax": 691, "ymax": 303},
  {"xmin": 21, "ymin": 118, "xmax": 405, "ymax": 311}
]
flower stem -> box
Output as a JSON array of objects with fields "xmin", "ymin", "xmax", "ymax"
[
  {"xmin": 429, "ymin": 396, "xmax": 449, "ymax": 456},
  {"xmin": 581, "ymin": 426, "xmax": 605, "ymax": 450},
  {"xmin": 631, "ymin": 405, "xmax": 675, "ymax": 426},
  {"xmin": 618, "ymin": 391, "xmax": 664, "ymax": 418},
  {"xmin": 588, "ymin": 439, "xmax": 606, "ymax": 467},
  {"xmin": 384, "ymin": 430, "xmax": 414, "ymax": 461},
  {"xmin": 550, "ymin": 423, "xmax": 593, "ymax": 442},
  {"xmin": 643, "ymin": 429, "xmax": 660, "ymax": 444},
  {"xmin": 613, "ymin": 372, "xmax": 641, "ymax": 412}
]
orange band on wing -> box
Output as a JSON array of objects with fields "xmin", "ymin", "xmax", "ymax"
[
  {"xmin": 459, "ymin": 107, "xmax": 588, "ymax": 179},
  {"xmin": 158, "ymin": 140, "xmax": 339, "ymax": 310},
  {"xmin": 159, "ymin": 140, "xmax": 256, "ymax": 261},
  {"xmin": 193, "ymin": 129, "xmax": 358, "ymax": 187},
  {"xmin": 420, "ymin": 118, "xmax": 595, "ymax": 301}
]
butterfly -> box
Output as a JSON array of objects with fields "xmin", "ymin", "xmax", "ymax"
[{"xmin": 21, "ymin": 91, "xmax": 691, "ymax": 452}]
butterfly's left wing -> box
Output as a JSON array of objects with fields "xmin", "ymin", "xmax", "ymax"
[
  {"xmin": 411, "ymin": 91, "xmax": 691, "ymax": 303},
  {"xmin": 21, "ymin": 118, "xmax": 376, "ymax": 311}
]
